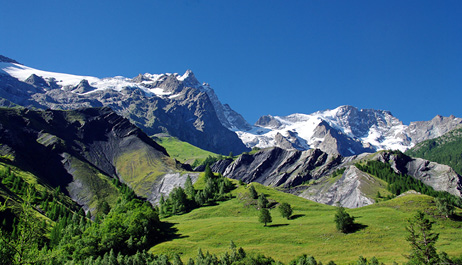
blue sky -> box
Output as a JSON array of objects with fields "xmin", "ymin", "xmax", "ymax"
[{"xmin": 1, "ymin": 0, "xmax": 461, "ymax": 124}]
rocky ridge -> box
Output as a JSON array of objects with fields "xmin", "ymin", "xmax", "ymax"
[
  {"xmin": 236, "ymin": 105, "xmax": 462, "ymax": 157},
  {"xmin": 0, "ymin": 56, "xmax": 248, "ymax": 155},
  {"xmin": 214, "ymin": 147, "xmax": 462, "ymax": 208}
]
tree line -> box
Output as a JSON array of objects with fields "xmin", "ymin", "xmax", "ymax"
[
  {"xmin": 355, "ymin": 160, "xmax": 462, "ymax": 208},
  {"xmin": 158, "ymin": 165, "xmax": 234, "ymax": 217}
]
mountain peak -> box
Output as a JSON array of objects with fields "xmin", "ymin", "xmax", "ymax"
[
  {"xmin": 178, "ymin": 69, "xmax": 200, "ymax": 87},
  {"xmin": 0, "ymin": 55, "xmax": 20, "ymax": 64}
]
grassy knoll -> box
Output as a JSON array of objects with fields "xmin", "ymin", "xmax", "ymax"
[
  {"xmin": 150, "ymin": 182, "xmax": 462, "ymax": 264},
  {"xmin": 154, "ymin": 136, "xmax": 217, "ymax": 164}
]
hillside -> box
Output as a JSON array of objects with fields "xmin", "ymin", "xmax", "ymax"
[
  {"xmin": 150, "ymin": 182, "xmax": 462, "ymax": 264},
  {"xmin": 0, "ymin": 107, "xmax": 196, "ymax": 214},
  {"xmin": 406, "ymin": 127, "xmax": 462, "ymax": 176},
  {"xmin": 153, "ymin": 135, "xmax": 218, "ymax": 165},
  {"xmin": 211, "ymin": 148, "xmax": 462, "ymax": 208}
]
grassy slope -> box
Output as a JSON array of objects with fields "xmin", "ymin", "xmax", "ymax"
[
  {"xmin": 115, "ymin": 145, "xmax": 183, "ymax": 196},
  {"xmin": 150, "ymin": 182, "xmax": 462, "ymax": 264},
  {"xmin": 154, "ymin": 136, "xmax": 217, "ymax": 164}
]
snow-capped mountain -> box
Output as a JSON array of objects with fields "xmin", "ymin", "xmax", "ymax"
[
  {"xmin": 0, "ymin": 55, "xmax": 248, "ymax": 155},
  {"xmin": 236, "ymin": 105, "xmax": 462, "ymax": 156},
  {"xmin": 2, "ymin": 55, "xmax": 461, "ymax": 157}
]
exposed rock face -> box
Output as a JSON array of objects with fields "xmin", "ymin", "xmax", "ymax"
[
  {"xmin": 148, "ymin": 173, "xmax": 199, "ymax": 204},
  {"xmin": 0, "ymin": 58, "xmax": 248, "ymax": 155},
  {"xmin": 406, "ymin": 115, "xmax": 462, "ymax": 145},
  {"xmin": 222, "ymin": 148, "xmax": 342, "ymax": 187},
  {"xmin": 313, "ymin": 120, "xmax": 375, "ymax": 156},
  {"xmin": 373, "ymin": 152, "xmax": 462, "ymax": 197},
  {"xmin": 255, "ymin": 115, "xmax": 283, "ymax": 129},
  {"xmin": 0, "ymin": 55, "xmax": 19, "ymax": 64},
  {"xmin": 0, "ymin": 107, "xmax": 195, "ymax": 212},
  {"xmin": 299, "ymin": 166, "xmax": 376, "ymax": 208},
  {"xmin": 72, "ymin": 79, "xmax": 95, "ymax": 93},
  {"xmin": 215, "ymin": 147, "xmax": 462, "ymax": 208},
  {"xmin": 237, "ymin": 105, "xmax": 460, "ymax": 157}
]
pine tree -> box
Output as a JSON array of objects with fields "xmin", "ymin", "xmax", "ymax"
[
  {"xmin": 405, "ymin": 211, "xmax": 440, "ymax": 264},
  {"xmin": 258, "ymin": 208, "xmax": 272, "ymax": 227},
  {"xmin": 249, "ymin": 184, "xmax": 258, "ymax": 199},
  {"xmin": 184, "ymin": 175, "xmax": 196, "ymax": 199},
  {"xmin": 257, "ymin": 193, "xmax": 269, "ymax": 209},
  {"xmin": 278, "ymin": 202, "xmax": 293, "ymax": 220},
  {"xmin": 435, "ymin": 197, "xmax": 454, "ymax": 218}
]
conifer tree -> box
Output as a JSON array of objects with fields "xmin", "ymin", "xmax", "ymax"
[
  {"xmin": 278, "ymin": 202, "xmax": 293, "ymax": 220},
  {"xmin": 184, "ymin": 175, "xmax": 196, "ymax": 199},
  {"xmin": 405, "ymin": 211, "xmax": 440, "ymax": 264},
  {"xmin": 258, "ymin": 193, "xmax": 269, "ymax": 209},
  {"xmin": 259, "ymin": 208, "xmax": 272, "ymax": 227},
  {"xmin": 334, "ymin": 206, "xmax": 355, "ymax": 233},
  {"xmin": 249, "ymin": 184, "xmax": 258, "ymax": 199}
]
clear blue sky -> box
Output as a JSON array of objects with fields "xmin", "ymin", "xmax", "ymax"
[{"xmin": 1, "ymin": 0, "xmax": 461, "ymax": 124}]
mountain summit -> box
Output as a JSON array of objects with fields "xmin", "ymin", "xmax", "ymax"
[
  {"xmin": 236, "ymin": 105, "xmax": 462, "ymax": 156},
  {"xmin": 1, "ymin": 55, "xmax": 461, "ymax": 157},
  {"xmin": 0, "ymin": 56, "xmax": 248, "ymax": 155}
]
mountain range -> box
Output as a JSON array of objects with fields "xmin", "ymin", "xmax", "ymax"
[
  {"xmin": 0, "ymin": 56, "xmax": 248, "ymax": 155},
  {"xmin": 1, "ymin": 54, "xmax": 462, "ymax": 209},
  {"xmin": 2, "ymin": 55, "xmax": 462, "ymax": 158}
]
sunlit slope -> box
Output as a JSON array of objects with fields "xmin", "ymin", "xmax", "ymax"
[
  {"xmin": 154, "ymin": 135, "xmax": 217, "ymax": 164},
  {"xmin": 150, "ymin": 182, "xmax": 462, "ymax": 264}
]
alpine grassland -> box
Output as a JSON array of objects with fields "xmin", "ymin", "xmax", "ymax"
[
  {"xmin": 115, "ymin": 146, "xmax": 179, "ymax": 195},
  {"xmin": 154, "ymin": 136, "xmax": 217, "ymax": 164},
  {"xmin": 150, "ymin": 182, "xmax": 462, "ymax": 264}
]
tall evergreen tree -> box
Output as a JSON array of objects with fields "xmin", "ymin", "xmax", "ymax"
[
  {"xmin": 278, "ymin": 202, "xmax": 293, "ymax": 220},
  {"xmin": 259, "ymin": 208, "xmax": 272, "ymax": 227},
  {"xmin": 405, "ymin": 211, "xmax": 440, "ymax": 264},
  {"xmin": 258, "ymin": 193, "xmax": 269, "ymax": 209},
  {"xmin": 184, "ymin": 175, "xmax": 196, "ymax": 199},
  {"xmin": 249, "ymin": 184, "xmax": 258, "ymax": 199}
]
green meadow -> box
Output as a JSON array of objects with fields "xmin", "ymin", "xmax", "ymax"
[
  {"xmin": 154, "ymin": 136, "xmax": 217, "ymax": 164},
  {"xmin": 150, "ymin": 182, "xmax": 462, "ymax": 264}
]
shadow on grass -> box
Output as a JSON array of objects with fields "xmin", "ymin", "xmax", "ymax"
[
  {"xmin": 158, "ymin": 221, "xmax": 189, "ymax": 243},
  {"xmin": 450, "ymin": 214, "xmax": 462, "ymax": 222},
  {"xmin": 346, "ymin": 223, "xmax": 368, "ymax": 234},
  {"xmin": 290, "ymin": 214, "xmax": 305, "ymax": 220},
  {"xmin": 267, "ymin": 223, "xmax": 289, "ymax": 228}
]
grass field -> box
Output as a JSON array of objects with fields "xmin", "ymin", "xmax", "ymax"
[
  {"xmin": 154, "ymin": 136, "xmax": 217, "ymax": 164},
  {"xmin": 150, "ymin": 182, "xmax": 462, "ymax": 264}
]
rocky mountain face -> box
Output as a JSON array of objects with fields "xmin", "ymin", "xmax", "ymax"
[
  {"xmin": 0, "ymin": 56, "xmax": 248, "ymax": 155},
  {"xmin": 2, "ymin": 55, "xmax": 462, "ymax": 158},
  {"xmin": 405, "ymin": 127, "xmax": 462, "ymax": 176},
  {"xmin": 213, "ymin": 147, "xmax": 462, "ymax": 208},
  {"xmin": 236, "ymin": 105, "xmax": 462, "ymax": 157},
  {"xmin": 0, "ymin": 107, "xmax": 196, "ymax": 213}
]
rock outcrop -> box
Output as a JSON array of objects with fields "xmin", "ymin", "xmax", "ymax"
[{"xmin": 215, "ymin": 147, "xmax": 462, "ymax": 208}]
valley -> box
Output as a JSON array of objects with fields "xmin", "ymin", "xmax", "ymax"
[
  {"xmin": 151, "ymin": 182, "xmax": 462, "ymax": 264},
  {"xmin": 1, "ymin": 54, "xmax": 462, "ymax": 264}
]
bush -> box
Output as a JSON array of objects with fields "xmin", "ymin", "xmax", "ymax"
[{"xmin": 334, "ymin": 206, "xmax": 355, "ymax": 233}]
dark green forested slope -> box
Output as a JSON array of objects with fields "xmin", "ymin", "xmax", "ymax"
[{"xmin": 406, "ymin": 127, "xmax": 462, "ymax": 175}]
